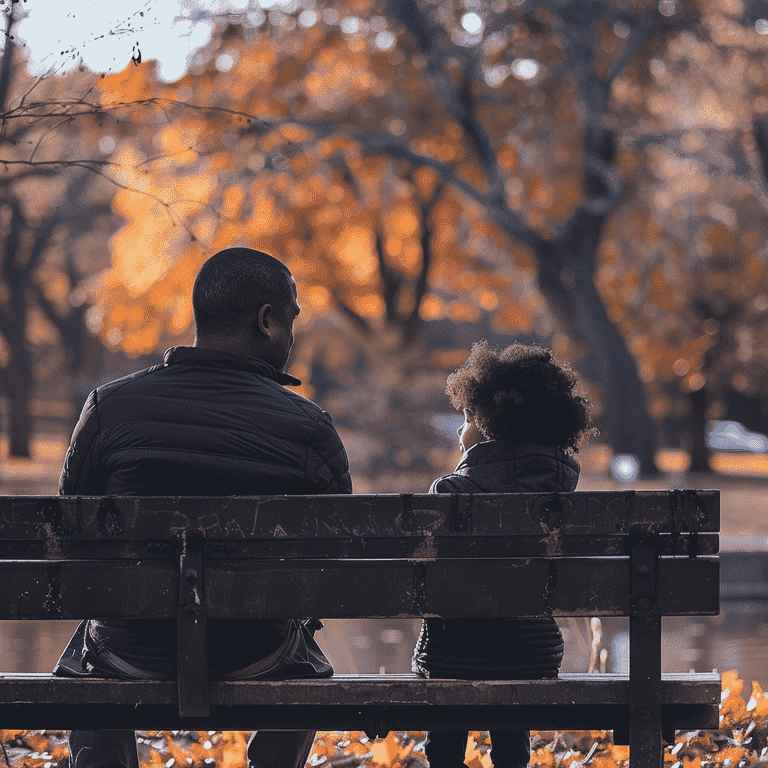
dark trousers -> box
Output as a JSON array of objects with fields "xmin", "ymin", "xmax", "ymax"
[
  {"xmin": 68, "ymin": 729, "xmax": 316, "ymax": 768},
  {"xmin": 425, "ymin": 730, "xmax": 530, "ymax": 768}
]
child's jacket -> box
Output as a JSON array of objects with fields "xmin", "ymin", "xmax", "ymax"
[{"xmin": 412, "ymin": 440, "xmax": 579, "ymax": 679}]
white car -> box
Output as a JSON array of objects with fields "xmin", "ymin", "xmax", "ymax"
[{"xmin": 706, "ymin": 421, "xmax": 768, "ymax": 453}]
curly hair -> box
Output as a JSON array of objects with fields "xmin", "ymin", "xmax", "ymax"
[{"xmin": 446, "ymin": 340, "xmax": 595, "ymax": 452}]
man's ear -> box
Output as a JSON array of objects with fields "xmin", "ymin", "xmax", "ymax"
[{"xmin": 252, "ymin": 304, "xmax": 273, "ymax": 340}]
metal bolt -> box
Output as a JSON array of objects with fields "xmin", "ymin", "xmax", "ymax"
[
  {"xmin": 639, "ymin": 710, "xmax": 651, "ymax": 721},
  {"xmin": 638, "ymin": 597, "xmax": 651, "ymax": 609},
  {"xmin": 636, "ymin": 564, "xmax": 650, "ymax": 579},
  {"xmin": 184, "ymin": 568, "xmax": 198, "ymax": 584}
]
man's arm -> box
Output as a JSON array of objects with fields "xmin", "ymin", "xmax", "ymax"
[{"xmin": 58, "ymin": 389, "xmax": 105, "ymax": 495}]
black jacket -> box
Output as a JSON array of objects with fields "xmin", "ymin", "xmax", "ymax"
[
  {"xmin": 412, "ymin": 440, "xmax": 579, "ymax": 679},
  {"xmin": 60, "ymin": 346, "xmax": 352, "ymax": 497},
  {"xmin": 57, "ymin": 346, "xmax": 352, "ymax": 677}
]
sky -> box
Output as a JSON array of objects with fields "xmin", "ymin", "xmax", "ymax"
[{"xmin": 14, "ymin": 0, "xmax": 289, "ymax": 82}]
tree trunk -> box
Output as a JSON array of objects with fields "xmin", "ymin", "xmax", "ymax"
[
  {"xmin": 538, "ymin": 253, "xmax": 657, "ymax": 474},
  {"xmin": 7, "ymin": 338, "xmax": 32, "ymax": 458},
  {"xmin": 532, "ymin": 208, "xmax": 658, "ymax": 474},
  {"xmin": 687, "ymin": 387, "xmax": 710, "ymax": 473}
]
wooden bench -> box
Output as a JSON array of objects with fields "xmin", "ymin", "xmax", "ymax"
[{"xmin": 0, "ymin": 491, "xmax": 720, "ymax": 768}]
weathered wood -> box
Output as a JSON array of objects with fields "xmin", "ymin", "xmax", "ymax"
[
  {"xmin": 0, "ymin": 673, "xmax": 720, "ymax": 732},
  {"xmin": 0, "ymin": 556, "xmax": 719, "ymax": 619},
  {"xmin": 176, "ymin": 531, "xmax": 209, "ymax": 717},
  {"xmin": 2, "ymin": 491, "xmax": 718, "ymax": 540},
  {"xmin": 0, "ymin": 672, "xmax": 720, "ymax": 705},
  {"xmin": 629, "ymin": 532, "xmax": 663, "ymax": 768},
  {"xmin": 0, "ymin": 532, "xmax": 719, "ymax": 560}
]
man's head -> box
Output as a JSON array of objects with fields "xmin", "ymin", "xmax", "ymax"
[{"xmin": 192, "ymin": 247, "xmax": 300, "ymax": 371}]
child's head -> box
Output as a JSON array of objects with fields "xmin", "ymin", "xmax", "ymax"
[{"xmin": 446, "ymin": 340, "xmax": 595, "ymax": 453}]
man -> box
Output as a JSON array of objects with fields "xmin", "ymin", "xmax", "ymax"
[{"xmin": 56, "ymin": 247, "xmax": 352, "ymax": 768}]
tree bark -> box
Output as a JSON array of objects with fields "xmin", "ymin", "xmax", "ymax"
[
  {"xmin": 687, "ymin": 387, "xmax": 710, "ymax": 473},
  {"xmin": 6, "ymin": 326, "xmax": 32, "ymax": 458},
  {"xmin": 534, "ymin": 214, "xmax": 658, "ymax": 473}
]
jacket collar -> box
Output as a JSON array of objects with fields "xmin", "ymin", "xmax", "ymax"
[
  {"xmin": 457, "ymin": 439, "xmax": 579, "ymax": 472},
  {"xmin": 162, "ymin": 346, "xmax": 301, "ymax": 386}
]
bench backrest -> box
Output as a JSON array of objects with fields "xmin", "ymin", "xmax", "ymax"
[{"xmin": 0, "ymin": 491, "xmax": 719, "ymax": 621}]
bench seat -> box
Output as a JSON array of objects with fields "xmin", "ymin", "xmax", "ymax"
[{"xmin": 0, "ymin": 672, "xmax": 720, "ymax": 736}]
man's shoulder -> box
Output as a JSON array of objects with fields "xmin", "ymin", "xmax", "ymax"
[
  {"xmin": 93, "ymin": 356, "xmax": 331, "ymax": 433},
  {"xmin": 93, "ymin": 362, "xmax": 166, "ymax": 402},
  {"xmin": 276, "ymin": 383, "xmax": 327, "ymax": 419}
]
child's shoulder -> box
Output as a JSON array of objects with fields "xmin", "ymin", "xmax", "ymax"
[{"xmin": 429, "ymin": 473, "xmax": 487, "ymax": 494}]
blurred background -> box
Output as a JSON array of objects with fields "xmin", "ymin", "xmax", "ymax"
[{"xmin": 0, "ymin": 0, "xmax": 766, "ymax": 685}]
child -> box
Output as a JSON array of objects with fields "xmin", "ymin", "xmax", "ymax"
[{"xmin": 413, "ymin": 340, "xmax": 595, "ymax": 768}]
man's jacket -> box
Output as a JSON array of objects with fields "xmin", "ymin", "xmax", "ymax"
[
  {"xmin": 57, "ymin": 345, "xmax": 352, "ymax": 678},
  {"xmin": 60, "ymin": 345, "xmax": 352, "ymax": 496}
]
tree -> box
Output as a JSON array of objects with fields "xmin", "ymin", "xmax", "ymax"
[
  {"xmin": 598, "ymin": 2, "xmax": 768, "ymax": 471},
  {"xmin": 84, "ymin": 0, "xmax": 768, "ymax": 477},
  {"xmin": 84, "ymin": 1, "xmax": 656, "ymax": 468},
  {"xmin": 0, "ymin": 4, "xmax": 118, "ymax": 455}
]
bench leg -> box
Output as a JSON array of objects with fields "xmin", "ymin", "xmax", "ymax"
[
  {"xmin": 628, "ymin": 607, "xmax": 663, "ymax": 767},
  {"xmin": 629, "ymin": 533, "xmax": 663, "ymax": 768},
  {"xmin": 628, "ymin": 707, "xmax": 662, "ymax": 768}
]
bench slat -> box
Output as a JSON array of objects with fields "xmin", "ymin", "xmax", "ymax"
[
  {"xmin": 0, "ymin": 533, "xmax": 719, "ymax": 560},
  {"xmin": 0, "ymin": 673, "xmax": 720, "ymax": 705},
  {"xmin": 0, "ymin": 673, "xmax": 720, "ymax": 732},
  {"xmin": 5, "ymin": 492, "xmax": 717, "ymax": 540},
  {"xmin": 0, "ymin": 556, "xmax": 719, "ymax": 619}
]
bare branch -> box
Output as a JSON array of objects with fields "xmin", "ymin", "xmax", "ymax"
[
  {"xmin": 0, "ymin": 167, "xmax": 59, "ymax": 184},
  {"xmin": 386, "ymin": 0, "xmax": 506, "ymax": 201},
  {"xmin": 28, "ymin": 116, "xmax": 74, "ymax": 162},
  {"xmin": 253, "ymin": 117, "xmax": 546, "ymax": 253},
  {"xmin": 0, "ymin": 157, "xmax": 213, "ymax": 246},
  {"xmin": 354, "ymin": 128, "xmax": 547, "ymax": 251},
  {"xmin": 404, "ymin": 174, "xmax": 446, "ymax": 345},
  {"xmin": 333, "ymin": 294, "xmax": 373, "ymax": 335},
  {"xmin": 607, "ymin": 11, "xmax": 659, "ymax": 83}
]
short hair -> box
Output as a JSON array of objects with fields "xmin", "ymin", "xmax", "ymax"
[
  {"xmin": 192, "ymin": 248, "xmax": 293, "ymax": 336},
  {"xmin": 446, "ymin": 340, "xmax": 595, "ymax": 452}
]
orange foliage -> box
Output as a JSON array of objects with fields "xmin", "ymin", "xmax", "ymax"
[
  {"xmin": 499, "ymin": 304, "xmax": 533, "ymax": 332},
  {"xmin": 99, "ymin": 61, "xmax": 156, "ymax": 106},
  {"xmin": 88, "ymin": 10, "xmax": 561, "ymax": 366},
  {"xmin": 79, "ymin": 0, "xmax": 768, "ymax": 477}
]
